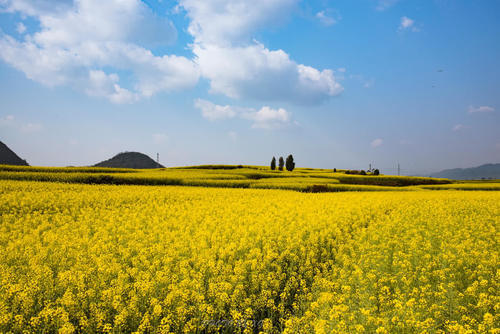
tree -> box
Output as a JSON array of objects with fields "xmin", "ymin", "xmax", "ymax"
[
  {"xmin": 286, "ymin": 154, "xmax": 295, "ymax": 171},
  {"xmin": 373, "ymin": 169, "xmax": 380, "ymax": 176},
  {"xmin": 278, "ymin": 157, "xmax": 284, "ymax": 171},
  {"xmin": 333, "ymin": 168, "xmax": 337, "ymax": 173},
  {"xmin": 270, "ymin": 157, "xmax": 276, "ymax": 170}
]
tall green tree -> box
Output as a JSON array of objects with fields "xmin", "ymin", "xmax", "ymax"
[
  {"xmin": 270, "ymin": 157, "xmax": 276, "ymax": 170},
  {"xmin": 278, "ymin": 157, "xmax": 284, "ymax": 171},
  {"xmin": 286, "ymin": 154, "xmax": 295, "ymax": 171}
]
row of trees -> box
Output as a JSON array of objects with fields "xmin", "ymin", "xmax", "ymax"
[
  {"xmin": 269, "ymin": 155, "xmax": 380, "ymax": 175},
  {"xmin": 270, "ymin": 155, "xmax": 295, "ymax": 171}
]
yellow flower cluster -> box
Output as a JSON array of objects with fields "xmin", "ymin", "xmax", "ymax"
[{"xmin": 0, "ymin": 180, "xmax": 498, "ymax": 333}]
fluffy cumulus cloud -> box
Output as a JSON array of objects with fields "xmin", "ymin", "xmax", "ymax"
[
  {"xmin": 180, "ymin": 0, "xmax": 343, "ymax": 105},
  {"xmin": 195, "ymin": 99, "xmax": 291, "ymax": 129},
  {"xmin": 0, "ymin": 0, "xmax": 343, "ymax": 105},
  {"xmin": 244, "ymin": 106, "xmax": 290, "ymax": 129},
  {"xmin": 468, "ymin": 105, "xmax": 494, "ymax": 113},
  {"xmin": 178, "ymin": 0, "xmax": 298, "ymax": 45},
  {"xmin": 0, "ymin": 0, "xmax": 199, "ymax": 103},
  {"xmin": 193, "ymin": 42, "xmax": 343, "ymax": 104},
  {"xmin": 194, "ymin": 99, "xmax": 238, "ymax": 121}
]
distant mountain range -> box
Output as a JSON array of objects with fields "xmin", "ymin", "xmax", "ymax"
[
  {"xmin": 431, "ymin": 163, "xmax": 500, "ymax": 180},
  {"xmin": 0, "ymin": 141, "xmax": 29, "ymax": 166},
  {"xmin": 94, "ymin": 152, "xmax": 164, "ymax": 169}
]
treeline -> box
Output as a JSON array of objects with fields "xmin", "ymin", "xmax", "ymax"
[
  {"xmin": 269, "ymin": 155, "xmax": 381, "ymax": 175},
  {"xmin": 270, "ymin": 155, "xmax": 295, "ymax": 171}
]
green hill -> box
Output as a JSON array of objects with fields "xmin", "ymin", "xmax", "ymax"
[
  {"xmin": 0, "ymin": 141, "xmax": 29, "ymax": 166},
  {"xmin": 94, "ymin": 152, "xmax": 163, "ymax": 169}
]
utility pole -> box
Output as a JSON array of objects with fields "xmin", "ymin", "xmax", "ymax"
[{"xmin": 157, "ymin": 153, "xmax": 160, "ymax": 168}]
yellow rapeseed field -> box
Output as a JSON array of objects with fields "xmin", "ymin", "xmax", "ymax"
[{"xmin": 0, "ymin": 180, "xmax": 498, "ymax": 333}]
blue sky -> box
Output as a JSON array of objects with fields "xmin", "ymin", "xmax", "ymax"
[{"xmin": 0, "ymin": 0, "xmax": 499, "ymax": 174}]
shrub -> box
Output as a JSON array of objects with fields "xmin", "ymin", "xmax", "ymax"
[
  {"xmin": 333, "ymin": 168, "xmax": 337, "ymax": 173},
  {"xmin": 373, "ymin": 169, "xmax": 380, "ymax": 176},
  {"xmin": 360, "ymin": 170, "xmax": 366, "ymax": 175}
]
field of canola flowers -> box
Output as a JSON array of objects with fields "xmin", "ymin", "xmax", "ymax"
[
  {"xmin": 0, "ymin": 180, "xmax": 498, "ymax": 333},
  {"xmin": 0, "ymin": 164, "xmax": 457, "ymax": 192}
]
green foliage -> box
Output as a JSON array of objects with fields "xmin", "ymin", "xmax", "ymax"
[
  {"xmin": 278, "ymin": 157, "xmax": 285, "ymax": 171},
  {"xmin": 373, "ymin": 169, "xmax": 380, "ymax": 176},
  {"xmin": 286, "ymin": 154, "xmax": 295, "ymax": 171},
  {"xmin": 271, "ymin": 157, "xmax": 276, "ymax": 170}
]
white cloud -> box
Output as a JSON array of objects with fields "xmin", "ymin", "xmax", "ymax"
[
  {"xmin": 376, "ymin": 0, "xmax": 399, "ymax": 11},
  {"xmin": 1, "ymin": 0, "xmax": 344, "ymax": 106},
  {"xmin": 398, "ymin": 16, "xmax": 419, "ymax": 32},
  {"xmin": 468, "ymin": 105, "xmax": 494, "ymax": 113},
  {"xmin": 16, "ymin": 22, "xmax": 27, "ymax": 34},
  {"xmin": 316, "ymin": 9, "xmax": 340, "ymax": 26},
  {"xmin": 1, "ymin": 0, "xmax": 73, "ymax": 16},
  {"xmin": 195, "ymin": 99, "xmax": 291, "ymax": 129},
  {"xmin": 370, "ymin": 138, "xmax": 383, "ymax": 148},
  {"xmin": 195, "ymin": 99, "xmax": 237, "ymax": 121},
  {"xmin": 152, "ymin": 133, "xmax": 168, "ymax": 144},
  {"xmin": 85, "ymin": 70, "xmax": 138, "ymax": 104},
  {"xmin": 244, "ymin": 106, "xmax": 290, "ymax": 129},
  {"xmin": 452, "ymin": 124, "xmax": 464, "ymax": 131},
  {"xmin": 179, "ymin": 0, "xmax": 298, "ymax": 45},
  {"xmin": 182, "ymin": 0, "xmax": 343, "ymax": 105},
  {"xmin": 0, "ymin": 0, "xmax": 199, "ymax": 103},
  {"xmin": 193, "ymin": 42, "xmax": 343, "ymax": 105}
]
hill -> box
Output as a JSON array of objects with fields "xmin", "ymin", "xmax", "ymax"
[
  {"xmin": 0, "ymin": 141, "xmax": 29, "ymax": 166},
  {"xmin": 94, "ymin": 152, "xmax": 164, "ymax": 169},
  {"xmin": 431, "ymin": 163, "xmax": 500, "ymax": 180}
]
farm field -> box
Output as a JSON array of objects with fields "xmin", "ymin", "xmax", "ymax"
[
  {"xmin": 0, "ymin": 179, "xmax": 498, "ymax": 333},
  {"xmin": 0, "ymin": 164, "xmax": 465, "ymax": 192}
]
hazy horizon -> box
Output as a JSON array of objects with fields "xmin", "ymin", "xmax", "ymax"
[{"xmin": 1, "ymin": 0, "xmax": 499, "ymax": 175}]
